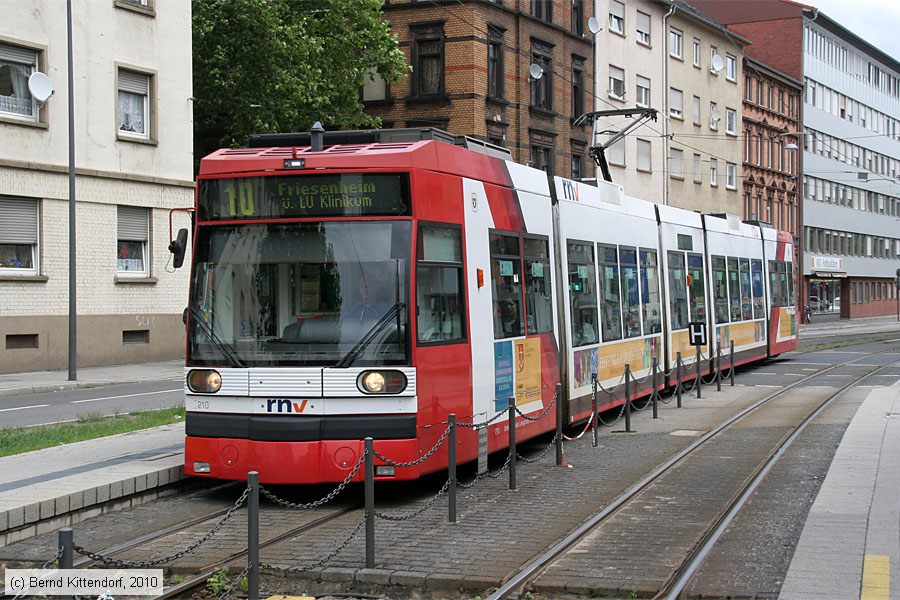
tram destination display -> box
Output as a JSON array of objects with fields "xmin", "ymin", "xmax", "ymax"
[{"xmin": 198, "ymin": 173, "xmax": 410, "ymax": 220}]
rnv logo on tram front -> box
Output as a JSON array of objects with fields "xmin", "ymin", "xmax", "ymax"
[{"xmin": 266, "ymin": 399, "xmax": 311, "ymax": 414}]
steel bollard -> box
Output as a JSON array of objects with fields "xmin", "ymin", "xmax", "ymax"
[
  {"xmin": 59, "ymin": 527, "xmax": 74, "ymax": 600},
  {"xmin": 730, "ymin": 340, "xmax": 736, "ymax": 386},
  {"xmin": 508, "ymin": 397, "xmax": 517, "ymax": 490},
  {"xmin": 695, "ymin": 345, "xmax": 702, "ymax": 399},
  {"xmin": 676, "ymin": 352, "xmax": 683, "ymax": 408},
  {"xmin": 651, "ymin": 357, "xmax": 659, "ymax": 419},
  {"xmin": 247, "ymin": 471, "xmax": 260, "ymax": 600},
  {"xmin": 364, "ymin": 437, "xmax": 375, "ymax": 568},
  {"xmin": 448, "ymin": 414, "xmax": 457, "ymax": 524},
  {"xmin": 555, "ymin": 383, "xmax": 563, "ymax": 466},
  {"xmin": 624, "ymin": 364, "xmax": 632, "ymax": 433},
  {"xmin": 591, "ymin": 373, "xmax": 599, "ymax": 447},
  {"xmin": 716, "ymin": 341, "xmax": 722, "ymax": 392}
]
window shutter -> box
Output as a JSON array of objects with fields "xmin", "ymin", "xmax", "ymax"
[
  {"xmin": 0, "ymin": 197, "xmax": 38, "ymax": 244},
  {"xmin": 118, "ymin": 69, "xmax": 149, "ymax": 94},
  {"xmin": 637, "ymin": 12, "xmax": 650, "ymax": 33},
  {"xmin": 0, "ymin": 43, "xmax": 37, "ymax": 65},
  {"xmin": 117, "ymin": 206, "xmax": 149, "ymax": 241},
  {"xmin": 610, "ymin": 1, "xmax": 624, "ymax": 18}
]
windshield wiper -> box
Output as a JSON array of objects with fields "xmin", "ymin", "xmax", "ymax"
[
  {"xmin": 335, "ymin": 302, "xmax": 406, "ymax": 368},
  {"xmin": 188, "ymin": 305, "xmax": 245, "ymax": 368}
]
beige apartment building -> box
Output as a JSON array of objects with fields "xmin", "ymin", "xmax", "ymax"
[
  {"xmin": 0, "ymin": 0, "xmax": 193, "ymax": 373},
  {"xmin": 594, "ymin": 1, "xmax": 747, "ymax": 214}
]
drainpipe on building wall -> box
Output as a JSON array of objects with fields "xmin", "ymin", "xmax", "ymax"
[
  {"xmin": 662, "ymin": 2, "xmax": 676, "ymax": 206},
  {"xmin": 798, "ymin": 8, "xmax": 818, "ymax": 315}
]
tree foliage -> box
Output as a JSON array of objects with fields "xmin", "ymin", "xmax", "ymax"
[{"xmin": 192, "ymin": 0, "xmax": 408, "ymax": 159}]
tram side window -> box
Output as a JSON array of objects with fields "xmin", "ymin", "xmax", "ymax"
[
  {"xmin": 524, "ymin": 237, "xmax": 553, "ymax": 334},
  {"xmin": 567, "ymin": 240, "xmax": 599, "ymax": 346},
  {"xmin": 712, "ymin": 256, "xmax": 729, "ymax": 324},
  {"xmin": 687, "ymin": 253, "xmax": 707, "ymax": 323},
  {"xmin": 619, "ymin": 246, "xmax": 642, "ymax": 338},
  {"xmin": 416, "ymin": 225, "xmax": 465, "ymax": 344},
  {"xmin": 599, "ymin": 244, "xmax": 623, "ymax": 341},
  {"xmin": 768, "ymin": 260, "xmax": 781, "ymax": 309},
  {"xmin": 667, "ymin": 251, "xmax": 689, "ymax": 330},
  {"xmin": 639, "ymin": 249, "xmax": 662, "ymax": 334},
  {"xmin": 728, "ymin": 257, "xmax": 741, "ymax": 321},
  {"xmin": 785, "ymin": 262, "xmax": 794, "ymax": 307},
  {"xmin": 490, "ymin": 233, "xmax": 524, "ymax": 339},
  {"xmin": 739, "ymin": 258, "xmax": 752, "ymax": 320},
  {"xmin": 751, "ymin": 259, "xmax": 765, "ymax": 318}
]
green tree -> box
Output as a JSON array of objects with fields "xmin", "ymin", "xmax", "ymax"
[{"xmin": 192, "ymin": 0, "xmax": 408, "ymax": 161}]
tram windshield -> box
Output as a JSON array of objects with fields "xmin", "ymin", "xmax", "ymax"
[{"xmin": 188, "ymin": 221, "xmax": 411, "ymax": 367}]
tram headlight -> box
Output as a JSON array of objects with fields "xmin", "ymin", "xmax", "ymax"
[
  {"xmin": 358, "ymin": 370, "xmax": 407, "ymax": 395},
  {"xmin": 187, "ymin": 369, "xmax": 222, "ymax": 394}
]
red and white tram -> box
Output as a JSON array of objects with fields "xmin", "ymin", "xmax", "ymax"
[{"xmin": 174, "ymin": 128, "xmax": 796, "ymax": 484}]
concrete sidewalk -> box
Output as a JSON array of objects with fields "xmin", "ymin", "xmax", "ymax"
[
  {"xmin": 800, "ymin": 314, "xmax": 900, "ymax": 341},
  {"xmin": 0, "ymin": 360, "xmax": 184, "ymax": 397}
]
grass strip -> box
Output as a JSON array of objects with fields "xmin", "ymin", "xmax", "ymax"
[
  {"xmin": 797, "ymin": 333, "xmax": 900, "ymax": 353},
  {"xmin": 0, "ymin": 406, "xmax": 185, "ymax": 458}
]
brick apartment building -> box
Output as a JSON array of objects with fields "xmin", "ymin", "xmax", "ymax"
[{"xmin": 366, "ymin": 0, "xmax": 595, "ymax": 179}]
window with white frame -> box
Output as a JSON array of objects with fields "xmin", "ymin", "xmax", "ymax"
[
  {"xmin": 669, "ymin": 28, "xmax": 683, "ymax": 58},
  {"xmin": 0, "ymin": 43, "xmax": 39, "ymax": 121},
  {"xmin": 609, "ymin": 65, "xmax": 625, "ymax": 99},
  {"xmin": 609, "ymin": 1, "xmax": 625, "ymax": 34},
  {"xmin": 710, "ymin": 158, "xmax": 718, "ymax": 186},
  {"xmin": 637, "ymin": 138, "xmax": 652, "ymax": 172},
  {"xmin": 117, "ymin": 206, "xmax": 150, "ymax": 275},
  {"xmin": 725, "ymin": 107, "xmax": 736, "ymax": 134},
  {"xmin": 692, "ymin": 38, "xmax": 701, "ymax": 67},
  {"xmin": 0, "ymin": 196, "xmax": 39, "ymax": 275},
  {"xmin": 709, "ymin": 101, "xmax": 718, "ymax": 129},
  {"xmin": 669, "ymin": 87, "xmax": 683, "ymax": 118},
  {"xmin": 726, "ymin": 162, "xmax": 737, "ymax": 189},
  {"xmin": 670, "ymin": 148, "xmax": 684, "ymax": 178},
  {"xmin": 636, "ymin": 76, "xmax": 650, "ymax": 107},
  {"xmin": 118, "ymin": 69, "xmax": 151, "ymax": 139},
  {"xmin": 636, "ymin": 11, "xmax": 651, "ymax": 45},
  {"xmin": 726, "ymin": 53, "xmax": 736, "ymax": 80},
  {"xmin": 693, "ymin": 153, "xmax": 701, "ymax": 182},
  {"xmin": 692, "ymin": 95, "xmax": 701, "ymax": 125}
]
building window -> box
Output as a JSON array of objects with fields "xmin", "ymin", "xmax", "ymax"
[
  {"xmin": 692, "ymin": 38, "xmax": 701, "ymax": 67},
  {"xmin": 710, "ymin": 158, "xmax": 718, "ymax": 186},
  {"xmin": 709, "ymin": 101, "xmax": 718, "ymax": 129},
  {"xmin": 726, "ymin": 162, "xmax": 737, "ymax": 189},
  {"xmin": 530, "ymin": 41, "xmax": 553, "ymax": 110},
  {"xmin": 416, "ymin": 225, "xmax": 465, "ymax": 344},
  {"xmin": 412, "ymin": 26, "xmax": 444, "ymax": 97},
  {"xmin": 572, "ymin": 0, "xmax": 583, "ymax": 36},
  {"xmin": 488, "ymin": 27, "xmax": 504, "ymax": 100},
  {"xmin": 532, "ymin": 0, "xmax": 551, "ymax": 22},
  {"xmin": 636, "ymin": 138, "xmax": 651, "ymax": 172},
  {"xmin": 692, "ymin": 95, "xmax": 701, "ymax": 125},
  {"xmin": 669, "ymin": 28, "xmax": 683, "ymax": 58},
  {"xmin": 117, "ymin": 205, "xmax": 150, "ymax": 276},
  {"xmin": 0, "ymin": 196, "xmax": 39, "ymax": 276},
  {"xmin": 636, "ymin": 75, "xmax": 650, "ymax": 107},
  {"xmin": 636, "ymin": 11, "xmax": 651, "ymax": 45},
  {"xmin": 725, "ymin": 108, "xmax": 736, "ymax": 134},
  {"xmin": 726, "ymin": 53, "xmax": 736, "ymax": 80},
  {"xmin": 609, "ymin": 65, "xmax": 625, "ymax": 100},
  {"xmin": 710, "ymin": 46, "xmax": 719, "ymax": 74},
  {"xmin": 362, "ymin": 68, "xmax": 387, "ymax": 102},
  {"xmin": 530, "ymin": 136, "xmax": 553, "ymax": 173},
  {"xmin": 669, "ymin": 87, "xmax": 683, "ymax": 119},
  {"xmin": 693, "ymin": 153, "xmax": 701, "ymax": 182},
  {"xmin": 118, "ymin": 68, "xmax": 152, "ymax": 140},
  {"xmin": 572, "ymin": 153, "xmax": 583, "ymax": 179},
  {"xmin": 0, "ymin": 42, "xmax": 39, "ymax": 121},
  {"xmin": 609, "ymin": 1, "xmax": 625, "ymax": 35},
  {"xmin": 670, "ymin": 148, "xmax": 684, "ymax": 178},
  {"xmin": 572, "ymin": 58, "xmax": 584, "ymax": 117}
]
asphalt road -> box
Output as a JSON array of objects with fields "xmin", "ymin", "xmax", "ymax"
[{"xmin": 0, "ymin": 379, "xmax": 184, "ymax": 428}]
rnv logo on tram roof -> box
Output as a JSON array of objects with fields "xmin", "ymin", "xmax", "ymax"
[{"xmin": 266, "ymin": 399, "xmax": 311, "ymax": 414}]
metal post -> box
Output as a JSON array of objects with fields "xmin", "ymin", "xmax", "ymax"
[
  {"xmin": 624, "ymin": 365, "xmax": 632, "ymax": 433},
  {"xmin": 448, "ymin": 414, "xmax": 457, "ymax": 524},
  {"xmin": 651, "ymin": 357, "xmax": 659, "ymax": 419},
  {"xmin": 247, "ymin": 471, "xmax": 259, "ymax": 600},
  {"xmin": 508, "ymin": 397, "xmax": 516, "ymax": 491},
  {"xmin": 364, "ymin": 437, "xmax": 375, "ymax": 568},
  {"xmin": 716, "ymin": 341, "xmax": 722, "ymax": 392},
  {"xmin": 730, "ymin": 340, "xmax": 735, "ymax": 387},
  {"xmin": 66, "ymin": 0, "xmax": 77, "ymax": 381},
  {"xmin": 591, "ymin": 373, "xmax": 599, "ymax": 447},
  {"xmin": 554, "ymin": 383, "xmax": 563, "ymax": 466},
  {"xmin": 695, "ymin": 344, "xmax": 702, "ymax": 399},
  {"xmin": 60, "ymin": 527, "xmax": 73, "ymax": 600},
  {"xmin": 676, "ymin": 352, "xmax": 683, "ymax": 408}
]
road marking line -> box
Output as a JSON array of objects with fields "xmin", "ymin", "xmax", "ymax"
[
  {"xmin": 860, "ymin": 554, "xmax": 889, "ymax": 600},
  {"xmin": 71, "ymin": 388, "xmax": 182, "ymax": 404},
  {"xmin": 0, "ymin": 404, "xmax": 51, "ymax": 412}
]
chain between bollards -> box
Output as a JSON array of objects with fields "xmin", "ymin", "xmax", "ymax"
[
  {"xmin": 676, "ymin": 352, "xmax": 683, "ymax": 408},
  {"xmin": 730, "ymin": 340, "xmax": 736, "ymax": 386},
  {"xmin": 364, "ymin": 437, "xmax": 375, "ymax": 568},
  {"xmin": 508, "ymin": 397, "xmax": 517, "ymax": 491},
  {"xmin": 448, "ymin": 414, "xmax": 457, "ymax": 524},
  {"xmin": 716, "ymin": 341, "xmax": 722, "ymax": 392},
  {"xmin": 247, "ymin": 471, "xmax": 260, "ymax": 600},
  {"xmin": 591, "ymin": 373, "xmax": 599, "ymax": 447},
  {"xmin": 624, "ymin": 364, "xmax": 633, "ymax": 433},
  {"xmin": 555, "ymin": 383, "xmax": 563, "ymax": 466},
  {"xmin": 651, "ymin": 357, "xmax": 659, "ymax": 419},
  {"xmin": 695, "ymin": 344, "xmax": 702, "ymax": 399}
]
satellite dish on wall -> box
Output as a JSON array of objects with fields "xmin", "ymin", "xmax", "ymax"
[
  {"xmin": 710, "ymin": 107, "xmax": 721, "ymax": 123},
  {"xmin": 710, "ymin": 54, "xmax": 725, "ymax": 73},
  {"xmin": 588, "ymin": 17, "xmax": 603, "ymax": 35},
  {"xmin": 28, "ymin": 72, "xmax": 54, "ymax": 104},
  {"xmin": 529, "ymin": 63, "xmax": 544, "ymax": 80}
]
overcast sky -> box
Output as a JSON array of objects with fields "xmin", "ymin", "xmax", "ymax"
[{"xmin": 805, "ymin": 0, "xmax": 900, "ymax": 62}]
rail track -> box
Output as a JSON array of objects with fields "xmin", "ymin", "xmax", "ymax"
[{"xmin": 487, "ymin": 346, "xmax": 900, "ymax": 599}]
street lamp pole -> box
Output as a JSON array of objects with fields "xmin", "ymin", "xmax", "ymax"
[{"xmin": 67, "ymin": 0, "xmax": 77, "ymax": 381}]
